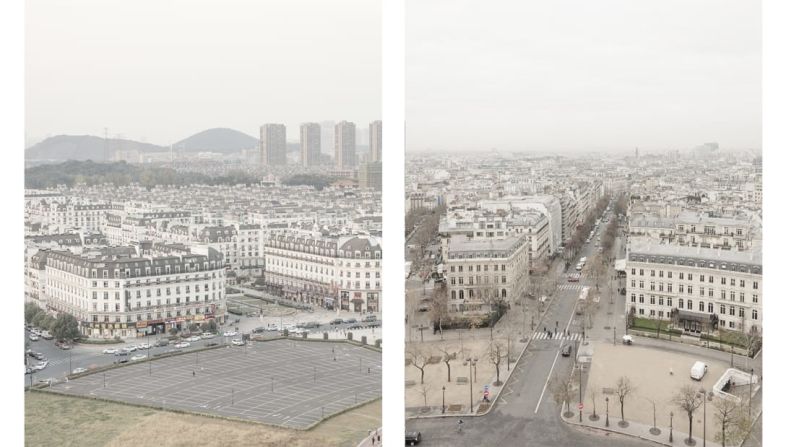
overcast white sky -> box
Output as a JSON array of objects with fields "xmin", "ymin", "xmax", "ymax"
[
  {"xmin": 26, "ymin": 0, "xmax": 381, "ymax": 145},
  {"xmin": 407, "ymin": 0, "xmax": 761, "ymax": 153}
]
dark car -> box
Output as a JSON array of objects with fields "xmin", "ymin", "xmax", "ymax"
[
  {"xmin": 561, "ymin": 344, "xmax": 572, "ymax": 357},
  {"xmin": 155, "ymin": 339, "xmax": 170, "ymax": 347},
  {"xmin": 330, "ymin": 318, "xmax": 344, "ymax": 325},
  {"xmin": 348, "ymin": 324, "xmax": 363, "ymax": 330},
  {"xmin": 405, "ymin": 431, "xmax": 422, "ymax": 445}
]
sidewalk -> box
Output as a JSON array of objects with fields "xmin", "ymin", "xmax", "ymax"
[{"xmin": 563, "ymin": 408, "xmax": 722, "ymax": 447}]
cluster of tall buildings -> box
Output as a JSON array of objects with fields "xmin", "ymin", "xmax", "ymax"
[{"xmin": 260, "ymin": 120, "xmax": 382, "ymax": 169}]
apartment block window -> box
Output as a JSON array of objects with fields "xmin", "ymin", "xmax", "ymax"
[
  {"xmin": 667, "ymin": 297, "xmax": 672, "ymax": 306},
  {"xmin": 631, "ymin": 268, "xmax": 636, "ymax": 275},
  {"xmin": 699, "ymin": 301, "xmax": 704, "ymax": 311},
  {"xmin": 709, "ymin": 288, "xmax": 714, "ymax": 297},
  {"xmin": 667, "ymin": 284, "xmax": 672, "ymax": 293},
  {"xmin": 721, "ymin": 290, "xmax": 726, "ymax": 300},
  {"xmin": 639, "ymin": 294, "xmax": 644, "ymax": 303},
  {"xmin": 720, "ymin": 304, "xmax": 726, "ymax": 314},
  {"xmin": 678, "ymin": 299, "xmax": 684, "ymax": 308},
  {"xmin": 739, "ymin": 308, "xmax": 744, "ymax": 318},
  {"xmin": 630, "ymin": 294, "xmax": 636, "ymax": 303},
  {"xmin": 699, "ymin": 275, "xmax": 705, "ymax": 282},
  {"xmin": 729, "ymin": 306, "xmax": 735, "ymax": 316},
  {"xmin": 721, "ymin": 277, "xmax": 726, "ymax": 285},
  {"xmin": 687, "ymin": 286, "xmax": 692, "ymax": 294},
  {"xmin": 639, "ymin": 308, "xmax": 645, "ymax": 315},
  {"xmin": 752, "ymin": 281, "xmax": 758, "ymax": 290},
  {"xmin": 730, "ymin": 291, "xmax": 735, "ymax": 301},
  {"xmin": 631, "ymin": 280, "xmax": 636, "ymax": 287},
  {"xmin": 740, "ymin": 280, "xmax": 745, "ymax": 288},
  {"xmin": 700, "ymin": 287, "xmax": 705, "ymax": 296},
  {"xmin": 679, "ymin": 273, "xmax": 684, "ymax": 280},
  {"xmin": 679, "ymin": 285, "xmax": 684, "ymax": 293},
  {"xmin": 668, "ymin": 272, "xmax": 672, "ymax": 279},
  {"xmin": 650, "ymin": 296, "xmax": 656, "ymax": 305},
  {"xmin": 639, "ymin": 281, "xmax": 644, "ymax": 289},
  {"xmin": 708, "ymin": 303, "xmax": 713, "ymax": 313},
  {"xmin": 687, "ymin": 300, "xmax": 692, "ymax": 310},
  {"xmin": 650, "ymin": 270, "xmax": 655, "ymax": 277},
  {"xmin": 687, "ymin": 273, "xmax": 693, "ymax": 281},
  {"xmin": 752, "ymin": 294, "xmax": 758, "ymax": 303},
  {"xmin": 752, "ymin": 309, "xmax": 758, "ymax": 320},
  {"xmin": 709, "ymin": 276, "xmax": 714, "ymax": 283},
  {"xmin": 739, "ymin": 292, "xmax": 745, "ymax": 302}
]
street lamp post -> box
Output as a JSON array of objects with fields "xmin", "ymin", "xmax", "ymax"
[
  {"xmin": 442, "ymin": 386, "xmax": 446, "ymax": 414},
  {"xmin": 578, "ymin": 365, "xmax": 583, "ymax": 422},
  {"xmin": 749, "ymin": 368, "xmax": 754, "ymax": 416},
  {"xmin": 466, "ymin": 357, "xmax": 477, "ymax": 413},
  {"xmin": 605, "ymin": 397, "xmax": 609, "ymax": 427},
  {"xmin": 669, "ymin": 411, "xmax": 674, "ymax": 443},
  {"xmin": 700, "ymin": 388, "xmax": 707, "ymax": 447}
]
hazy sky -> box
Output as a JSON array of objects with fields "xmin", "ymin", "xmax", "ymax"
[
  {"xmin": 407, "ymin": 0, "xmax": 761, "ymax": 153},
  {"xmin": 26, "ymin": 0, "xmax": 381, "ymax": 146}
]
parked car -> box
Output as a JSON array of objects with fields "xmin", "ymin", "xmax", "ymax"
[
  {"xmin": 55, "ymin": 341, "xmax": 72, "ymax": 350},
  {"xmin": 200, "ymin": 332, "xmax": 215, "ymax": 339},
  {"xmin": 345, "ymin": 318, "xmax": 358, "ymax": 324},
  {"xmin": 32, "ymin": 361, "xmax": 48, "ymax": 371},
  {"xmin": 29, "ymin": 334, "xmax": 40, "ymax": 342},
  {"xmin": 330, "ymin": 318, "xmax": 344, "ymax": 325},
  {"xmin": 231, "ymin": 339, "xmax": 245, "ymax": 346},
  {"xmin": 130, "ymin": 354, "xmax": 147, "ymax": 361},
  {"xmin": 348, "ymin": 324, "xmax": 363, "ymax": 330},
  {"xmin": 71, "ymin": 367, "xmax": 88, "ymax": 374},
  {"xmin": 123, "ymin": 345, "xmax": 138, "ymax": 352},
  {"xmin": 690, "ymin": 361, "xmax": 708, "ymax": 381},
  {"xmin": 40, "ymin": 331, "xmax": 54, "ymax": 340},
  {"xmin": 223, "ymin": 330, "xmax": 238, "ymax": 337},
  {"xmin": 137, "ymin": 343, "xmax": 151, "ymax": 350},
  {"xmin": 103, "ymin": 348, "xmax": 119, "ymax": 355},
  {"xmin": 364, "ymin": 315, "xmax": 377, "ymax": 322},
  {"xmin": 155, "ymin": 339, "xmax": 169, "ymax": 347},
  {"xmin": 405, "ymin": 431, "xmax": 422, "ymax": 445},
  {"xmin": 187, "ymin": 336, "xmax": 201, "ymax": 342},
  {"xmin": 174, "ymin": 342, "xmax": 190, "ymax": 349}
]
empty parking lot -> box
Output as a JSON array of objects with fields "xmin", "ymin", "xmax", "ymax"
[{"xmin": 47, "ymin": 339, "xmax": 382, "ymax": 429}]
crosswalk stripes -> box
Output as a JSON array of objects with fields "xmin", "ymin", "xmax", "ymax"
[
  {"xmin": 530, "ymin": 331, "xmax": 581, "ymax": 341},
  {"xmin": 557, "ymin": 283, "xmax": 583, "ymax": 291}
]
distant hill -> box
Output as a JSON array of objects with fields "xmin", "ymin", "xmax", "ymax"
[
  {"xmin": 172, "ymin": 128, "xmax": 258, "ymax": 154},
  {"xmin": 25, "ymin": 135, "xmax": 166, "ymax": 162}
]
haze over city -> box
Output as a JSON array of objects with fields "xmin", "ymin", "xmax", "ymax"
[
  {"xmin": 25, "ymin": 0, "xmax": 381, "ymax": 146},
  {"xmin": 407, "ymin": 0, "xmax": 760, "ymax": 153}
]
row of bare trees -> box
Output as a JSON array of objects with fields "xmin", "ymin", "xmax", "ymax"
[
  {"xmin": 551, "ymin": 374, "xmax": 754, "ymax": 446},
  {"xmin": 407, "ymin": 339, "xmax": 510, "ymax": 386}
]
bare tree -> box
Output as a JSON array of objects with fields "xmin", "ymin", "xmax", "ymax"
[
  {"xmin": 489, "ymin": 340, "xmax": 507, "ymax": 386},
  {"xmin": 551, "ymin": 374, "xmax": 576, "ymax": 417},
  {"xmin": 713, "ymin": 397, "xmax": 752, "ymax": 447},
  {"xmin": 438, "ymin": 345, "xmax": 456, "ymax": 383},
  {"xmin": 419, "ymin": 383, "xmax": 430, "ymax": 409},
  {"xmin": 430, "ymin": 281, "xmax": 449, "ymax": 336},
  {"xmin": 407, "ymin": 344, "xmax": 430, "ymax": 385},
  {"xmin": 589, "ymin": 384, "xmax": 600, "ymax": 420},
  {"xmin": 615, "ymin": 376, "xmax": 635, "ymax": 425},
  {"xmin": 672, "ymin": 385, "xmax": 704, "ymax": 444}
]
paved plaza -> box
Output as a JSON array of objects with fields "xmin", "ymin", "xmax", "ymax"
[
  {"xmin": 47, "ymin": 339, "xmax": 381, "ymax": 429},
  {"xmin": 581, "ymin": 341, "xmax": 731, "ymax": 438}
]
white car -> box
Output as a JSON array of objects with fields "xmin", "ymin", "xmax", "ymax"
[
  {"xmin": 130, "ymin": 354, "xmax": 147, "ymax": 361},
  {"xmin": 123, "ymin": 345, "xmax": 138, "ymax": 352},
  {"xmin": 103, "ymin": 348, "xmax": 119, "ymax": 355},
  {"xmin": 187, "ymin": 336, "xmax": 201, "ymax": 342},
  {"xmin": 71, "ymin": 367, "xmax": 87, "ymax": 374},
  {"xmin": 223, "ymin": 331, "xmax": 238, "ymax": 337},
  {"xmin": 231, "ymin": 339, "xmax": 245, "ymax": 346},
  {"xmin": 32, "ymin": 361, "xmax": 48, "ymax": 371},
  {"xmin": 137, "ymin": 343, "xmax": 151, "ymax": 350},
  {"xmin": 174, "ymin": 342, "xmax": 190, "ymax": 349},
  {"xmin": 29, "ymin": 334, "xmax": 40, "ymax": 342},
  {"xmin": 200, "ymin": 332, "xmax": 215, "ymax": 339}
]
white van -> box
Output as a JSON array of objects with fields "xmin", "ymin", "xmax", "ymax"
[{"xmin": 690, "ymin": 361, "xmax": 708, "ymax": 381}]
